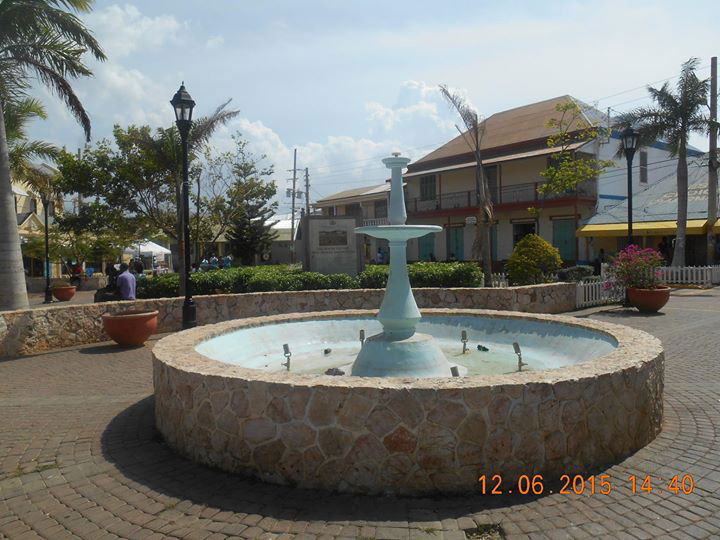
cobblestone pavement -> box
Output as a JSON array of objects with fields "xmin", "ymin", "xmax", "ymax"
[{"xmin": 1, "ymin": 290, "xmax": 719, "ymax": 540}]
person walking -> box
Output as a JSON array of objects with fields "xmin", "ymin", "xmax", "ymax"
[{"xmin": 116, "ymin": 263, "xmax": 136, "ymax": 300}]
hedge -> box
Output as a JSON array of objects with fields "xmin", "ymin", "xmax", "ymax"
[{"xmin": 136, "ymin": 262, "xmax": 486, "ymax": 299}]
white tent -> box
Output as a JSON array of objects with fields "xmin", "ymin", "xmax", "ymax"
[{"xmin": 125, "ymin": 241, "xmax": 171, "ymax": 256}]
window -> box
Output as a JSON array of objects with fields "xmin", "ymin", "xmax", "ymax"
[
  {"xmin": 327, "ymin": 206, "xmax": 336, "ymax": 216},
  {"xmin": 513, "ymin": 222, "xmax": 536, "ymax": 246},
  {"xmin": 420, "ymin": 175, "xmax": 436, "ymax": 201},
  {"xmin": 345, "ymin": 203, "xmax": 362, "ymax": 217},
  {"xmin": 639, "ymin": 151, "xmax": 648, "ymax": 183},
  {"xmin": 30, "ymin": 198, "xmax": 37, "ymax": 213},
  {"xmin": 374, "ymin": 199, "xmax": 387, "ymax": 219}
]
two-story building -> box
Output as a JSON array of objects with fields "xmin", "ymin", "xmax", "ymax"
[
  {"xmin": 314, "ymin": 182, "xmax": 391, "ymax": 261},
  {"xmin": 402, "ymin": 95, "xmax": 700, "ymax": 266}
]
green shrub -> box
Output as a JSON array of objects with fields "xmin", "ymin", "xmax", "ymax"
[
  {"xmin": 136, "ymin": 261, "xmax": 484, "ymax": 299},
  {"xmin": 557, "ymin": 265, "xmax": 594, "ymax": 282},
  {"xmin": 505, "ymin": 234, "xmax": 562, "ymax": 285},
  {"xmin": 358, "ymin": 265, "xmax": 389, "ymax": 288},
  {"xmin": 358, "ymin": 262, "xmax": 483, "ymax": 289}
]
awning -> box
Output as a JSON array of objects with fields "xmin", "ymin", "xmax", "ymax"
[
  {"xmin": 404, "ymin": 141, "xmax": 588, "ymax": 178},
  {"xmin": 577, "ymin": 219, "xmax": 708, "ymax": 237}
]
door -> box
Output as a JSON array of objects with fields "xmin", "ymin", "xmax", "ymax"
[
  {"xmin": 418, "ymin": 233, "xmax": 435, "ymax": 261},
  {"xmin": 447, "ymin": 227, "xmax": 464, "ymax": 260},
  {"xmin": 553, "ymin": 219, "xmax": 576, "ymax": 261}
]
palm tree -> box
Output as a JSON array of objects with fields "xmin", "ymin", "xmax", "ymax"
[
  {"xmin": 0, "ymin": 0, "xmax": 105, "ymax": 310},
  {"xmin": 155, "ymin": 100, "xmax": 239, "ymax": 289},
  {"xmin": 616, "ymin": 58, "xmax": 710, "ymax": 266},
  {"xmin": 439, "ymin": 85, "xmax": 494, "ymax": 286}
]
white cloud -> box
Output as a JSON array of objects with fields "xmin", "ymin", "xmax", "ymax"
[
  {"xmin": 85, "ymin": 4, "xmax": 182, "ymax": 58},
  {"xmin": 205, "ymin": 35, "xmax": 225, "ymax": 50}
]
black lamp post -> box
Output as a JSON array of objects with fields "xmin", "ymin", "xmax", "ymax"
[
  {"xmin": 171, "ymin": 82, "xmax": 197, "ymax": 329},
  {"xmin": 42, "ymin": 190, "xmax": 52, "ymax": 304},
  {"xmin": 621, "ymin": 126, "xmax": 640, "ymax": 246}
]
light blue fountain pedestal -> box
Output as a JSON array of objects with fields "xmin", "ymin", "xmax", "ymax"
[{"xmin": 351, "ymin": 155, "xmax": 450, "ymax": 377}]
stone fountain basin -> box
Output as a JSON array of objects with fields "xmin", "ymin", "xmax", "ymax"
[
  {"xmin": 153, "ymin": 308, "xmax": 664, "ymax": 496},
  {"xmin": 194, "ymin": 315, "xmax": 617, "ymax": 376}
]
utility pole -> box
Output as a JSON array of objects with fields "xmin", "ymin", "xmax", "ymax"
[
  {"xmin": 708, "ymin": 56, "xmax": 718, "ymax": 265},
  {"xmin": 304, "ymin": 167, "xmax": 310, "ymax": 214},
  {"xmin": 290, "ymin": 148, "xmax": 297, "ymax": 263}
]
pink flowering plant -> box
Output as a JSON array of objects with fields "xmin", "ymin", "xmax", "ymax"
[{"xmin": 605, "ymin": 245, "xmax": 665, "ymax": 289}]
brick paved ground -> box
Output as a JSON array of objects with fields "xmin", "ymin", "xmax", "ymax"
[{"xmin": 1, "ymin": 289, "xmax": 719, "ymax": 540}]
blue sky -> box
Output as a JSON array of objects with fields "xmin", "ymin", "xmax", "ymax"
[{"xmin": 26, "ymin": 0, "xmax": 718, "ymax": 209}]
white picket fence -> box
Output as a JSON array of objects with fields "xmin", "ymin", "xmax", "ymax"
[
  {"xmin": 576, "ymin": 278, "xmax": 625, "ymax": 309},
  {"xmin": 491, "ymin": 273, "xmax": 508, "ymax": 287},
  {"xmin": 656, "ymin": 265, "xmax": 720, "ymax": 287},
  {"xmin": 578, "ymin": 263, "xmax": 720, "ymax": 308}
]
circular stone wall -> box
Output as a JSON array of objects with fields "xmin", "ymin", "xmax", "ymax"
[{"xmin": 152, "ymin": 309, "xmax": 664, "ymax": 495}]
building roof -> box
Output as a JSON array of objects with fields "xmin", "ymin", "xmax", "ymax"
[
  {"xmin": 583, "ymin": 156, "xmax": 714, "ymax": 226},
  {"xmin": 271, "ymin": 214, "xmax": 300, "ymax": 242},
  {"xmin": 408, "ymin": 95, "xmax": 608, "ymax": 173},
  {"xmin": 16, "ymin": 212, "xmax": 32, "ymax": 226},
  {"xmin": 315, "ymin": 181, "xmax": 391, "ymax": 206}
]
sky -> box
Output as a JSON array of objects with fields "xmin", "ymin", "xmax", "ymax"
[{"xmin": 25, "ymin": 0, "xmax": 719, "ymax": 214}]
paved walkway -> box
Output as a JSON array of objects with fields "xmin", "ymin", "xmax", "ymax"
[
  {"xmin": 1, "ymin": 290, "xmax": 719, "ymax": 539},
  {"xmin": 27, "ymin": 291, "xmax": 97, "ymax": 308}
]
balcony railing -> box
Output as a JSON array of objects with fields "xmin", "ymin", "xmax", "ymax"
[
  {"xmin": 362, "ymin": 217, "xmax": 389, "ymax": 226},
  {"xmin": 405, "ymin": 181, "xmax": 596, "ymax": 213}
]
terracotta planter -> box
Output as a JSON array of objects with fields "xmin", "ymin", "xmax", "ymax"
[
  {"xmin": 51, "ymin": 285, "xmax": 76, "ymax": 301},
  {"xmin": 102, "ymin": 310, "xmax": 159, "ymax": 346},
  {"xmin": 627, "ymin": 286, "xmax": 671, "ymax": 313}
]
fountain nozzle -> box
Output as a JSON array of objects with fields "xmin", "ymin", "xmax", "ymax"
[
  {"xmin": 282, "ymin": 343, "xmax": 291, "ymax": 371},
  {"xmin": 513, "ymin": 342, "xmax": 527, "ymax": 372},
  {"xmin": 461, "ymin": 330, "xmax": 468, "ymax": 354}
]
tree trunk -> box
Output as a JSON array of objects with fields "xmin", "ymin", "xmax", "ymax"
[
  {"xmin": 671, "ymin": 145, "xmax": 688, "ymax": 267},
  {"xmin": 175, "ymin": 176, "xmax": 186, "ymax": 296},
  {"xmin": 0, "ymin": 101, "xmax": 30, "ymax": 311},
  {"xmin": 474, "ymin": 158, "xmax": 494, "ymax": 287}
]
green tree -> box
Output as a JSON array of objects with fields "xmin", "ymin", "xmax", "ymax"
[
  {"xmin": 154, "ymin": 101, "xmax": 239, "ymax": 289},
  {"xmin": 538, "ymin": 101, "xmax": 613, "ymax": 196},
  {"xmin": 616, "ymin": 58, "xmax": 711, "ymax": 266},
  {"xmin": 57, "ymin": 126, "xmax": 178, "ymax": 240},
  {"xmin": 226, "ymin": 177, "xmax": 278, "ymax": 266},
  {"xmin": 193, "ymin": 133, "xmax": 275, "ymax": 261},
  {"xmin": 0, "ymin": 0, "xmax": 105, "ymax": 310}
]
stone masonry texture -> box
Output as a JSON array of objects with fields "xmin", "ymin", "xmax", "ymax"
[{"xmin": 152, "ymin": 308, "xmax": 663, "ymax": 495}]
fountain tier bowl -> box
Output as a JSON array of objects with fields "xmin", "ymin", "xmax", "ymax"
[{"xmin": 153, "ymin": 308, "xmax": 664, "ymax": 495}]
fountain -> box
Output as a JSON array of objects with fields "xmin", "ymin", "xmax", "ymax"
[
  {"xmin": 352, "ymin": 153, "xmax": 449, "ymax": 377},
  {"xmin": 152, "ymin": 154, "xmax": 665, "ymax": 496}
]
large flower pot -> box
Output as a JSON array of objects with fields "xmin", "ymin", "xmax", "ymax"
[
  {"xmin": 627, "ymin": 286, "xmax": 671, "ymax": 313},
  {"xmin": 51, "ymin": 285, "xmax": 76, "ymax": 302},
  {"xmin": 102, "ymin": 310, "xmax": 159, "ymax": 346}
]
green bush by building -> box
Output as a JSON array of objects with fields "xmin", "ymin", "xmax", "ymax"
[{"xmin": 505, "ymin": 234, "xmax": 563, "ymax": 285}]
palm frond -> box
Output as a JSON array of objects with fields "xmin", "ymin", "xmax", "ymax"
[
  {"xmin": 11, "ymin": 52, "xmax": 91, "ymax": 140},
  {"xmin": 189, "ymin": 99, "xmax": 241, "ymax": 150}
]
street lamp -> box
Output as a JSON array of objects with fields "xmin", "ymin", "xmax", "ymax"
[
  {"xmin": 170, "ymin": 82, "xmax": 197, "ymax": 329},
  {"xmin": 41, "ymin": 186, "xmax": 52, "ymax": 304},
  {"xmin": 621, "ymin": 126, "xmax": 640, "ymax": 246}
]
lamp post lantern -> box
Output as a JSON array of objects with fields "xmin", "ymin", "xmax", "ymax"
[
  {"xmin": 42, "ymin": 190, "xmax": 52, "ymax": 304},
  {"xmin": 171, "ymin": 82, "xmax": 197, "ymax": 329},
  {"xmin": 621, "ymin": 126, "xmax": 640, "ymax": 246}
]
